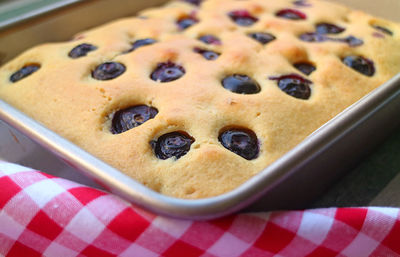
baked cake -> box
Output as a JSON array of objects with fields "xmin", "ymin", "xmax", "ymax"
[{"xmin": 0, "ymin": 0, "xmax": 399, "ymax": 198}]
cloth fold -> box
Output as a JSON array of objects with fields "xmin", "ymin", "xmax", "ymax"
[{"xmin": 0, "ymin": 161, "xmax": 399, "ymax": 257}]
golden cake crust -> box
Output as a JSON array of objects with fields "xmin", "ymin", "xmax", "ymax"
[{"xmin": 1, "ymin": 0, "xmax": 400, "ymax": 198}]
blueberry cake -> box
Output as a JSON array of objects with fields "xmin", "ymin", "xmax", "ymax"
[{"xmin": 1, "ymin": 0, "xmax": 399, "ymax": 198}]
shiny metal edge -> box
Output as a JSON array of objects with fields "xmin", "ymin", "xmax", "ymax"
[
  {"xmin": 0, "ymin": 0, "xmax": 83, "ymax": 30},
  {"xmin": 1, "ymin": 74, "xmax": 400, "ymax": 219}
]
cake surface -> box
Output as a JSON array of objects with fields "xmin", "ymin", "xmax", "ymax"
[{"xmin": 1, "ymin": 0, "xmax": 400, "ymax": 198}]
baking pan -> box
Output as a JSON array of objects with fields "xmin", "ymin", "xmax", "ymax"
[{"xmin": 1, "ymin": 0, "xmax": 400, "ymax": 219}]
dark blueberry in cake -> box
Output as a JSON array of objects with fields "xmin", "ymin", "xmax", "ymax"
[
  {"xmin": 111, "ymin": 105, "xmax": 158, "ymax": 134},
  {"xmin": 293, "ymin": 0, "xmax": 312, "ymax": 7},
  {"xmin": 125, "ymin": 38, "xmax": 157, "ymax": 53},
  {"xmin": 342, "ymin": 56, "xmax": 375, "ymax": 77},
  {"xmin": 300, "ymin": 33, "xmax": 363, "ymax": 47},
  {"xmin": 248, "ymin": 32, "xmax": 276, "ymax": 45},
  {"xmin": 68, "ymin": 43, "xmax": 97, "ymax": 58},
  {"xmin": 372, "ymin": 25, "xmax": 393, "ymax": 36},
  {"xmin": 276, "ymin": 9, "xmax": 306, "ymax": 20},
  {"xmin": 341, "ymin": 36, "xmax": 363, "ymax": 47},
  {"xmin": 222, "ymin": 74, "xmax": 261, "ymax": 94},
  {"xmin": 299, "ymin": 32, "xmax": 328, "ymax": 42},
  {"xmin": 219, "ymin": 128, "xmax": 259, "ymax": 160},
  {"xmin": 193, "ymin": 48, "xmax": 220, "ymax": 60},
  {"xmin": 151, "ymin": 62, "xmax": 185, "ymax": 82},
  {"xmin": 151, "ymin": 132, "xmax": 194, "ymax": 160},
  {"xmin": 92, "ymin": 62, "xmax": 126, "ymax": 80},
  {"xmin": 182, "ymin": 0, "xmax": 202, "ymax": 6},
  {"xmin": 228, "ymin": 10, "xmax": 258, "ymax": 26},
  {"xmin": 315, "ymin": 23, "xmax": 345, "ymax": 34},
  {"xmin": 198, "ymin": 35, "xmax": 221, "ymax": 45},
  {"xmin": 270, "ymin": 74, "xmax": 312, "ymax": 99},
  {"xmin": 10, "ymin": 64, "xmax": 40, "ymax": 83},
  {"xmin": 294, "ymin": 62, "xmax": 316, "ymax": 75},
  {"xmin": 177, "ymin": 16, "xmax": 198, "ymax": 30}
]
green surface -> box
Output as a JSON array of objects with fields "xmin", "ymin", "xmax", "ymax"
[{"xmin": 312, "ymin": 127, "xmax": 400, "ymax": 207}]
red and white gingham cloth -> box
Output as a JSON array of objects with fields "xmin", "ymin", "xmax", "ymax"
[{"xmin": 1, "ymin": 161, "xmax": 400, "ymax": 257}]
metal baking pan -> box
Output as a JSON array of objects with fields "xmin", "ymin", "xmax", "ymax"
[{"xmin": 1, "ymin": 0, "xmax": 400, "ymax": 219}]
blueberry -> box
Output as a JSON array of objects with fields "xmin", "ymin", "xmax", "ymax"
[
  {"xmin": 294, "ymin": 62, "xmax": 316, "ymax": 75},
  {"xmin": 222, "ymin": 74, "xmax": 261, "ymax": 94},
  {"xmin": 372, "ymin": 25, "xmax": 393, "ymax": 36},
  {"xmin": 150, "ymin": 62, "xmax": 185, "ymax": 82},
  {"xmin": 111, "ymin": 105, "xmax": 158, "ymax": 134},
  {"xmin": 219, "ymin": 128, "xmax": 259, "ymax": 160},
  {"xmin": 228, "ymin": 10, "xmax": 258, "ymax": 26},
  {"xmin": 276, "ymin": 9, "xmax": 307, "ymax": 20},
  {"xmin": 193, "ymin": 48, "xmax": 220, "ymax": 60},
  {"xmin": 125, "ymin": 38, "xmax": 157, "ymax": 53},
  {"xmin": 342, "ymin": 56, "xmax": 375, "ymax": 77},
  {"xmin": 300, "ymin": 33, "xmax": 363, "ymax": 47},
  {"xmin": 341, "ymin": 36, "xmax": 363, "ymax": 47},
  {"xmin": 248, "ymin": 32, "xmax": 276, "ymax": 45},
  {"xmin": 293, "ymin": 0, "xmax": 312, "ymax": 7},
  {"xmin": 182, "ymin": 0, "xmax": 202, "ymax": 6},
  {"xmin": 92, "ymin": 62, "xmax": 126, "ymax": 80},
  {"xmin": 10, "ymin": 64, "xmax": 40, "ymax": 83},
  {"xmin": 269, "ymin": 74, "xmax": 312, "ymax": 99},
  {"xmin": 68, "ymin": 43, "xmax": 97, "ymax": 58},
  {"xmin": 198, "ymin": 35, "xmax": 221, "ymax": 45},
  {"xmin": 315, "ymin": 23, "xmax": 345, "ymax": 34},
  {"xmin": 177, "ymin": 16, "xmax": 198, "ymax": 30},
  {"xmin": 299, "ymin": 32, "xmax": 328, "ymax": 42},
  {"xmin": 151, "ymin": 132, "xmax": 194, "ymax": 160}
]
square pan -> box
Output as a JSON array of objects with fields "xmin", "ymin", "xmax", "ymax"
[{"xmin": 1, "ymin": 0, "xmax": 400, "ymax": 219}]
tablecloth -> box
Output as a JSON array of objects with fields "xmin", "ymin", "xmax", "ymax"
[{"xmin": 1, "ymin": 161, "xmax": 399, "ymax": 257}]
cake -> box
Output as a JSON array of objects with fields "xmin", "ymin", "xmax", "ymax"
[{"xmin": 0, "ymin": 0, "xmax": 399, "ymax": 198}]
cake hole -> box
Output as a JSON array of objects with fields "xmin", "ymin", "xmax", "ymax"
[
  {"xmin": 222, "ymin": 74, "xmax": 261, "ymax": 94},
  {"xmin": 181, "ymin": 0, "xmax": 202, "ymax": 6},
  {"xmin": 150, "ymin": 131, "xmax": 195, "ymax": 160},
  {"xmin": 276, "ymin": 9, "xmax": 306, "ymax": 20},
  {"xmin": 176, "ymin": 13, "xmax": 199, "ymax": 30},
  {"xmin": 198, "ymin": 35, "xmax": 222, "ymax": 45},
  {"xmin": 315, "ymin": 23, "xmax": 345, "ymax": 34},
  {"xmin": 299, "ymin": 33, "xmax": 363, "ymax": 47},
  {"xmin": 68, "ymin": 43, "xmax": 97, "ymax": 59},
  {"xmin": 150, "ymin": 61, "xmax": 185, "ymax": 82},
  {"xmin": 219, "ymin": 127, "xmax": 259, "ymax": 160},
  {"xmin": 247, "ymin": 32, "xmax": 276, "ymax": 45},
  {"xmin": 228, "ymin": 10, "xmax": 258, "ymax": 26},
  {"xmin": 342, "ymin": 55, "xmax": 375, "ymax": 77},
  {"xmin": 293, "ymin": 0, "xmax": 312, "ymax": 7},
  {"xmin": 92, "ymin": 62, "xmax": 126, "ymax": 80},
  {"xmin": 111, "ymin": 105, "xmax": 158, "ymax": 134},
  {"xmin": 10, "ymin": 63, "xmax": 41, "ymax": 83},
  {"xmin": 193, "ymin": 47, "xmax": 220, "ymax": 60},
  {"xmin": 124, "ymin": 38, "xmax": 157, "ymax": 53},
  {"xmin": 293, "ymin": 62, "xmax": 316, "ymax": 75},
  {"xmin": 269, "ymin": 73, "xmax": 312, "ymax": 100}
]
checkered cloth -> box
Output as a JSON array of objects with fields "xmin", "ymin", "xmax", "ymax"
[{"xmin": 1, "ymin": 162, "xmax": 400, "ymax": 257}]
